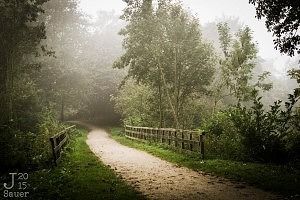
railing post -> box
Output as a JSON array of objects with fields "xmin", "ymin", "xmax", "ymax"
[
  {"xmin": 168, "ymin": 131, "xmax": 171, "ymax": 145},
  {"xmin": 140, "ymin": 128, "xmax": 142, "ymax": 139},
  {"xmin": 181, "ymin": 131, "xmax": 184, "ymax": 149},
  {"xmin": 200, "ymin": 133, "xmax": 205, "ymax": 159},
  {"xmin": 50, "ymin": 137, "xmax": 57, "ymax": 166},
  {"xmin": 189, "ymin": 133, "xmax": 193, "ymax": 151},
  {"xmin": 144, "ymin": 128, "xmax": 147, "ymax": 140},
  {"xmin": 174, "ymin": 130, "xmax": 177, "ymax": 147},
  {"xmin": 133, "ymin": 127, "xmax": 135, "ymax": 138}
]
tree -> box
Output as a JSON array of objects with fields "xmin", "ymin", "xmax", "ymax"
[
  {"xmin": 211, "ymin": 22, "xmax": 272, "ymax": 111},
  {"xmin": 113, "ymin": 79, "xmax": 156, "ymax": 126},
  {"xmin": 249, "ymin": 0, "xmax": 300, "ymax": 57},
  {"xmin": 37, "ymin": 0, "xmax": 89, "ymax": 121},
  {"xmin": 0, "ymin": 0, "xmax": 54, "ymax": 171},
  {"xmin": 115, "ymin": 0, "xmax": 215, "ymax": 128},
  {"xmin": 0, "ymin": 0, "xmax": 48, "ymax": 126},
  {"xmin": 249, "ymin": 0, "xmax": 299, "ymax": 108}
]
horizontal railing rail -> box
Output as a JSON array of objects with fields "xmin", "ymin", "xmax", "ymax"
[{"xmin": 124, "ymin": 125, "xmax": 205, "ymax": 159}]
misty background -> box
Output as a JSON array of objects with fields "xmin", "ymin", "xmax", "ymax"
[{"xmin": 77, "ymin": 0, "xmax": 298, "ymax": 117}]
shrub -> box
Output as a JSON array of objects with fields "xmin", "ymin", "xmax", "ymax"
[
  {"xmin": 202, "ymin": 93, "xmax": 300, "ymax": 165},
  {"xmin": 202, "ymin": 112, "xmax": 245, "ymax": 160},
  {"xmin": 0, "ymin": 109, "xmax": 65, "ymax": 173},
  {"xmin": 0, "ymin": 126, "xmax": 34, "ymax": 172},
  {"xmin": 230, "ymin": 94, "xmax": 299, "ymax": 163},
  {"xmin": 31, "ymin": 109, "xmax": 64, "ymax": 167}
]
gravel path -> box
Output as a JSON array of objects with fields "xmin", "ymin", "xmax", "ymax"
[{"xmin": 86, "ymin": 127, "xmax": 280, "ymax": 200}]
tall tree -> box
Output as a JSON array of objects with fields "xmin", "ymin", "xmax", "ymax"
[
  {"xmin": 37, "ymin": 0, "xmax": 89, "ymax": 120},
  {"xmin": 0, "ymin": 0, "xmax": 48, "ymax": 126},
  {"xmin": 211, "ymin": 22, "xmax": 272, "ymax": 111},
  {"xmin": 115, "ymin": 0, "xmax": 216, "ymax": 128}
]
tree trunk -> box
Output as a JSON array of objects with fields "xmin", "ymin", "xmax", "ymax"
[
  {"xmin": 158, "ymin": 80, "xmax": 163, "ymax": 128},
  {"xmin": 157, "ymin": 59, "xmax": 179, "ymax": 129},
  {"xmin": 173, "ymin": 44, "xmax": 180, "ymax": 129},
  {"xmin": 60, "ymin": 93, "xmax": 65, "ymax": 122}
]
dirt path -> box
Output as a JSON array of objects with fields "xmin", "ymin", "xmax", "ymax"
[{"xmin": 86, "ymin": 127, "xmax": 280, "ymax": 200}]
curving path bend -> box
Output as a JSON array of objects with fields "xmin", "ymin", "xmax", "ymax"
[{"xmin": 86, "ymin": 127, "xmax": 280, "ymax": 200}]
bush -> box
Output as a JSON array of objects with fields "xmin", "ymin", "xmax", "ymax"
[
  {"xmin": 229, "ymin": 102, "xmax": 287, "ymax": 163},
  {"xmin": 229, "ymin": 94, "xmax": 299, "ymax": 164},
  {"xmin": 0, "ymin": 109, "xmax": 65, "ymax": 173},
  {"xmin": 285, "ymin": 108, "xmax": 300, "ymax": 165},
  {"xmin": 202, "ymin": 93, "xmax": 300, "ymax": 165},
  {"xmin": 0, "ymin": 126, "xmax": 35, "ymax": 172},
  {"xmin": 31, "ymin": 109, "xmax": 64, "ymax": 167},
  {"xmin": 202, "ymin": 112, "xmax": 245, "ymax": 160}
]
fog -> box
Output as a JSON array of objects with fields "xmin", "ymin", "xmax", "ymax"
[
  {"xmin": 77, "ymin": 0, "xmax": 298, "ymax": 108},
  {"xmin": 79, "ymin": 0, "xmax": 291, "ymax": 73}
]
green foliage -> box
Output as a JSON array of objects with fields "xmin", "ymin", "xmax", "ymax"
[
  {"xmin": 32, "ymin": 109, "xmax": 64, "ymax": 166},
  {"xmin": 75, "ymin": 11, "xmax": 125, "ymax": 124},
  {"xmin": 285, "ymin": 107, "xmax": 300, "ymax": 166},
  {"xmin": 229, "ymin": 93, "xmax": 299, "ymax": 163},
  {"xmin": 217, "ymin": 23, "xmax": 272, "ymax": 102},
  {"xmin": 249, "ymin": 0, "xmax": 300, "ymax": 56},
  {"xmin": 179, "ymin": 97, "xmax": 214, "ymax": 129},
  {"xmin": 202, "ymin": 89, "xmax": 300, "ymax": 164},
  {"xmin": 115, "ymin": 0, "xmax": 216, "ymax": 128},
  {"xmin": 202, "ymin": 112, "xmax": 245, "ymax": 160},
  {"xmin": 1, "ymin": 0, "xmax": 125, "ymax": 172},
  {"xmin": 113, "ymin": 79, "xmax": 157, "ymax": 127},
  {"xmin": 248, "ymin": 0, "xmax": 300, "ymax": 164},
  {"xmin": 288, "ymin": 68, "xmax": 300, "ymax": 99},
  {"xmin": 230, "ymin": 101, "xmax": 285, "ymax": 162},
  {"xmin": 0, "ymin": 0, "xmax": 52, "ymax": 172},
  {"xmin": 37, "ymin": 0, "xmax": 90, "ymax": 121},
  {"xmin": 0, "ymin": 109, "xmax": 65, "ymax": 172},
  {"xmin": 210, "ymin": 22, "xmax": 272, "ymax": 112},
  {"xmin": 0, "ymin": 0, "xmax": 48, "ymax": 125}
]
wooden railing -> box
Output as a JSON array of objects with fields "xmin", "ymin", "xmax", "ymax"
[
  {"xmin": 125, "ymin": 125, "xmax": 205, "ymax": 159},
  {"xmin": 49, "ymin": 125, "xmax": 76, "ymax": 165}
]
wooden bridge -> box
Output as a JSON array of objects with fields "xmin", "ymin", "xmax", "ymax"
[{"xmin": 125, "ymin": 125, "xmax": 205, "ymax": 159}]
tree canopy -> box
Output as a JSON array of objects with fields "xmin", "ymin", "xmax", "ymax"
[
  {"xmin": 115, "ymin": 0, "xmax": 216, "ymax": 128},
  {"xmin": 249, "ymin": 0, "xmax": 300, "ymax": 57}
]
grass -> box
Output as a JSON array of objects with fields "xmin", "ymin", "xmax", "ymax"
[
  {"xmin": 109, "ymin": 127, "xmax": 300, "ymax": 198},
  {"xmin": 26, "ymin": 128, "xmax": 144, "ymax": 200}
]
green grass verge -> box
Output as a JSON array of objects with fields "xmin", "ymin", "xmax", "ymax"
[
  {"xmin": 109, "ymin": 127, "xmax": 300, "ymax": 198},
  {"xmin": 27, "ymin": 128, "xmax": 143, "ymax": 200}
]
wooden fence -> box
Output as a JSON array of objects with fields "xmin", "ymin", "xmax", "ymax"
[
  {"xmin": 49, "ymin": 125, "xmax": 76, "ymax": 165},
  {"xmin": 125, "ymin": 125, "xmax": 205, "ymax": 159}
]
